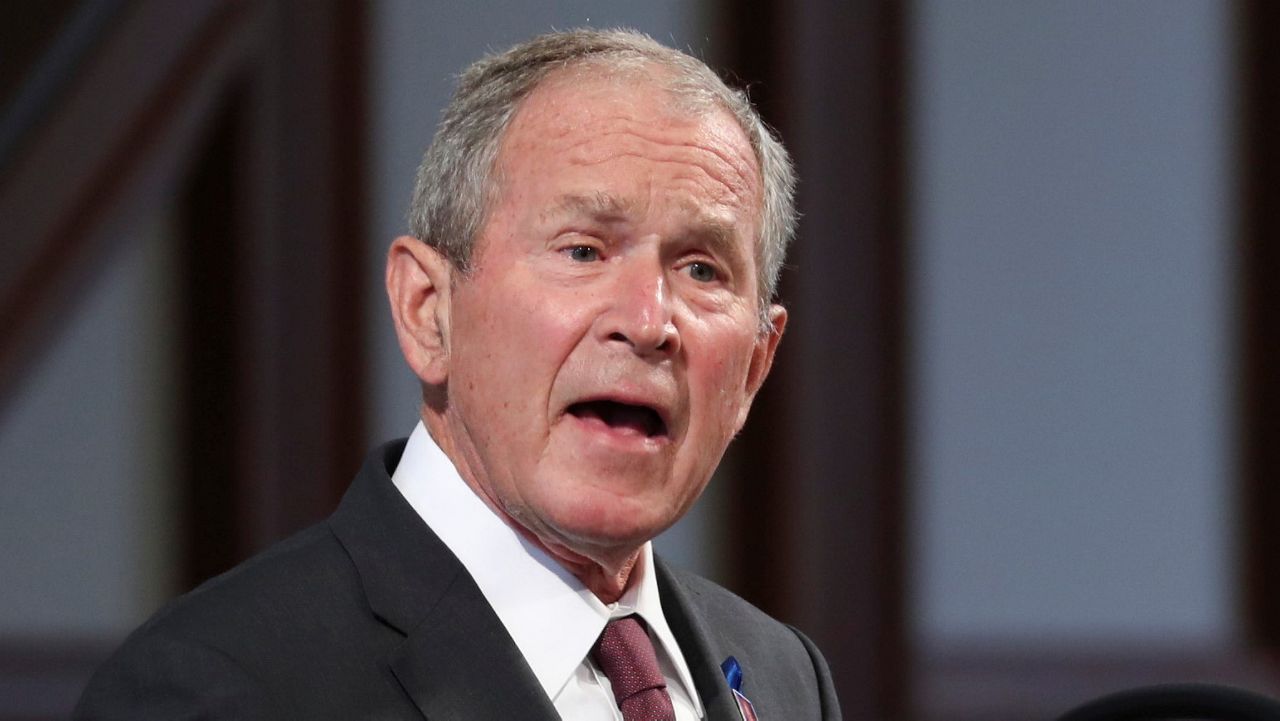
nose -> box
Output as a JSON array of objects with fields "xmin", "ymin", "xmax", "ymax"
[{"xmin": 602, "ymin": 262, "xmax": 680, "ymax": 357}]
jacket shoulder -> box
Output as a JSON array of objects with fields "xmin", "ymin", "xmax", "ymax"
[
  {"xmin": 76, "ymin": 522, "xmax": 395, "ymax": 719},
  {"xmin": 141, "ymin": 522, "xmax": 363, "ymax": 645}
]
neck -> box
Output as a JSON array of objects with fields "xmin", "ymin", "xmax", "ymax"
[
  {"xmin": 421, "ymin": 409, "xmax": 644, "ymax": 604},
  {"xmin": 525, "ymin": 530, "xmax": 642, "ymax": 604}
]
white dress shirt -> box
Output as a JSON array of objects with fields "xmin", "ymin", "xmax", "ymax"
[{"xmin": 391, "ymin": 422, "xmax": 704, "ymax": 720}]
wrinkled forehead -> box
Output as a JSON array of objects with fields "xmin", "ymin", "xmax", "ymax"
[{"xmin": 493, "ymin": 64, "xmax": 764, "ymax": 230}]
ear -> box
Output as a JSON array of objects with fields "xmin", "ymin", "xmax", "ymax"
[
  {"xmin": 735, "ymin": 303, "xmax": 787, "ymax": 432},
  {"xmin": 386, "ymin": 235, "xmax": 454, "ymax": 386}
]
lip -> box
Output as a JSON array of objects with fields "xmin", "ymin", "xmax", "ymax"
[
  {"xmin": 561, "ymin": 391, "xmax": 675, "ymax": 447},
  {"xmin": 564, "ymin": 412, "xmax": 671, "ymax": 451}
]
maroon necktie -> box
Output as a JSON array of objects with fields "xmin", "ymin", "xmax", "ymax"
[{"xmin": 592, "ymin": 616, "xmax": 677, "ymax": 721}]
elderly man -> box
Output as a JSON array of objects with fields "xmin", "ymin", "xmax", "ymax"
[{"xmin": 76, "ymin": 29, "xmax": 840, "ymax": 721}]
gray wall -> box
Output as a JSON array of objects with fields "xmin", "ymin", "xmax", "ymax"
[
  {"xmin": 0, "ymin": 213, "xmax": 179, "ymax": 637},
  {"xmin": 911, "ymin": 0, "xmax": 1236, "ymax": 645}
]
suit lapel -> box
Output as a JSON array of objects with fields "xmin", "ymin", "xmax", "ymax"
[
  {"xmin": 388, "ymin": 572, "xmax": 560, "ymax": 721},
  {"xmin": 330, "ymin": 443, "xmax": 758, "ymax": 720},
  {"xmin": 656, "ymin": 559, "xmax": 747, "ymax": 721},
  {"xmin": 329, "ymin": 441, "xmax": 559, "ymax": 721}
]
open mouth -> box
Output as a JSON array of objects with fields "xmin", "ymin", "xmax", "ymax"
[{"xmin": 566, "ymin": 399, "xmax": 668, "ymax": 439}]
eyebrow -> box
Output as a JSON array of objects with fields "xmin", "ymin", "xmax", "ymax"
[{"xmin": 548, "ymin": 192, "xmax": 638, "ymax": 222}]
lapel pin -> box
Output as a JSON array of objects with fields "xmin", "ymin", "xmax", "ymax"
[{"xmin": 720, "ymin": 656, "xmax": 759, "ymax": 721}]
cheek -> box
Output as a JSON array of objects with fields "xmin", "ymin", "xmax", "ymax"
[
  {"xmin": 454, "ymin": 287, "xmax": 593, "ymax": 407},
  {"xmin": 691, "ymin": 335, "xmax": 757, "ymax": 432}
]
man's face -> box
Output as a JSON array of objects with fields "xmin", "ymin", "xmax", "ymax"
[{"xmin": 436, "ymin": 70, "xmax": 784, "ymax": 562}]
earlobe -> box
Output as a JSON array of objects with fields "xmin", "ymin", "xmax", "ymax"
[
  {"xmin": 735, "ymin": 304, "xmax": 787, "ymax": 431},
  {"xmin": 386, "ymin": 235, "xmax": 453, "ymax": 386}
]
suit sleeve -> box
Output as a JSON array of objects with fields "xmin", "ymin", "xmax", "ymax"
[
  {"xmin": 788, "ymin": 625, "xmax": 843, "ymax": 721},
  {"xmin": 73, "ymin": 633, "xmax": 282, "ymax": 721}
]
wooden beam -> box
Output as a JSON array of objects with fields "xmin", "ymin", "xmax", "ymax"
[
  {"xmin": 1239, "ymin": 0, "xmax": 1280, "ymax": 650},
  {"xmin": 182, "ymin": 0, "xmax": 368, "ymax": 571},
  {"xmin": 718, "ymin": 1, "xmax": 910, "ymax": 717}
]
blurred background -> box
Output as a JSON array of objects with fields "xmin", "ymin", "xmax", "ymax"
[{"xmin": 2, "ymin": 1, "xmax": 1277, "ymax": 719}]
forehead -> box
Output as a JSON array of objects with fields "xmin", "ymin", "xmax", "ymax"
[{"xmin": 493, "ymin": 68, "xmax": 763, "ymax": 222}]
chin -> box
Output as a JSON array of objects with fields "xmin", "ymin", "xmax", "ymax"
[{"xmin": 541, "ymin": 492, "xmax": 675, "ymax": 555}]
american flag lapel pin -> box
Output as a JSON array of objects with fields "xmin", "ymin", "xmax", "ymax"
[{"xmin": 720, "ymin": 656, "xmax": 759, "ymax": 721}]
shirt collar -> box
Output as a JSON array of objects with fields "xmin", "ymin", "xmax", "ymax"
[{"xmin": 391, "ymin": 422, "xmax": 702, "ymax": 714}]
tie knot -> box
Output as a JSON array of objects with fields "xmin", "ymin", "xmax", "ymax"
[{"xmin": 592, "ymin": 616, "xmax": 675, "ymax": 720}]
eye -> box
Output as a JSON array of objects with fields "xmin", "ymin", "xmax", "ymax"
[
  {"xmin": 566, "ymin": 245, "xmax": 599, "ymax": 262},
  {"xmin": 686, "ymin": 261, "xmax": 718, "ymax": 283}
]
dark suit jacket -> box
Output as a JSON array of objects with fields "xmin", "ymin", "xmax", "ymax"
[{"xmin": 75, "ymin": 440, "xmax": 841, "ymax": 720}]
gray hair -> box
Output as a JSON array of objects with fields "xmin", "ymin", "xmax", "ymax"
[{"xmin": 408, "ymin": 28, "xmax": 796, "ymax": 323}]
